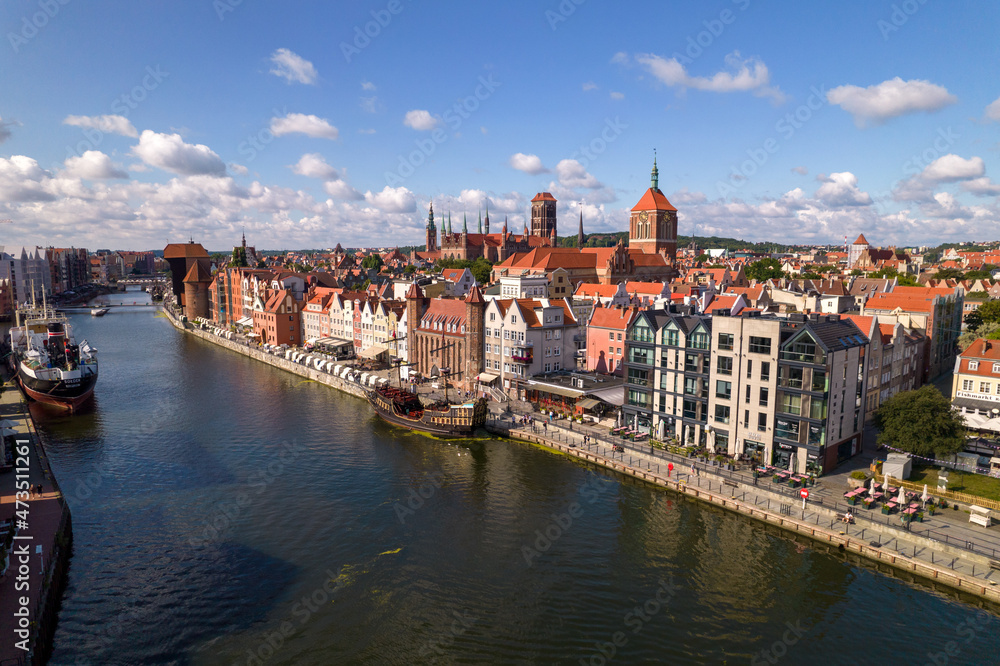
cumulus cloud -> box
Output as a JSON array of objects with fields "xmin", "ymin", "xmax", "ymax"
[
  {"xmin": 921, "ymin": 154, "xmax": 985, "ymax": 182},
  {"xmin": 269, "ymin": 48, "xmax": 318, "ymax": 85},
  {"xmin": 359, "ymin": 97, "xmax": 380, "ymax": 114},
  {"xmin": 324, "ymin": 180, "xmax": 364, "ymax": 201},
  {"xmin": 269, "ymin": 113, "xmax": 338, "ymax": 139},
  {"xmin": 582, "ymin": 82, "xmax": 598, "ymax": 91},
  {"xmin": 63, "ymin": 114, "xmax": 138, "ymax": 137},
  {"xmin": 555, "ymin": 159, "xmax": 602, "ymax": 189},
  {"xmin": 132, "ymin": 131, "xmax": 227, "ymax": 176},
  {"xmin": 610, "ymin": 52, "xmax": 628, "ymax": 65},
  {"xmin": 986, "ymin": 95, "xmax": 1000, "ymax": 122},
  {"xmin": 0, "ymin": 156, "xmax": 57, "ymax": 202},
  {"xmin": 229, "ymin": 163, "xmax": 249, "ymax": 176},
  {"xmin": 635, "ymin": 51, "xmax": 786, "ymax": 103},
  {"xmin": 610, "ymin": 91, "xmax": 624, "ymax": 100},
  {"xmin": 826, "ymin": 78, "xmax": 957, "ymax": 127},
  {"xmin": 365, "ymin": 185, "xmax": 415, "ymax": 213},
  {"xmin": 63, "ymin": 151, "xmax": 128, "ymax": 180},
  {"xmin": 291, "ymin": 153, "xmax": 338, "ymax": 180},
  {"xmin": 791, "ymin": 166, "xmax": 809, "ymax": 176},
  {"xmin": 814, "ymin": 172, "xmax": 872, "ymax": 207},
  {"xmin": 962, "ymin": 177, "xmax": 1000, "ymax": 197},
  {"xmin": 509, "ymin": 153, "xmax": 548, "ymax": 175},
  {"xmin": 403, "ymin": 110, "xmax": 439, "ymax": 131},
  {"xmin": 361, "ymin": 80, "xmax": 376, "ymax": 91}
]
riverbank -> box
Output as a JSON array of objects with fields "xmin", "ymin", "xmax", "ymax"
[
  {"xmin": 160, "ymin": 304, "xmax": 1000, "ymax": 608},
  {"xmin": 0, "ymin": 371, "xmax": 74, "ymax": 665}
]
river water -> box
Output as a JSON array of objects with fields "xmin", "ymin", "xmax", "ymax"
[{"xmin": 26, "ymin": 290, "xmax": 1000, "ymax": 664}]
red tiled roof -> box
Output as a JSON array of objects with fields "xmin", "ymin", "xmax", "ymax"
[
  {"xmin": 164, "ymin": 242, "xmax": 209, "ymax": 259},
  {"xmin": 588, "ymin": 305, "xmax": 638, "ymax": 330},
  {"xmin": 575, "ymin": 283, "xmax": 621, "ymax": 298},
  {"xmin": 183, "ymin": 261, "xmax": 212, "ymax": 283},
  {"xmin": 531, "ymin": 192, "xmax": 557, "ymax": 202},
  {"xmin": 625, "ymin": 281, "xmax": 667, "ymax": 295},
  {"xmin": 865, "ymin": 292, "xmax": 935, "ymax": 313},
  {"xmin": 631, "ymin": 188, "xmax": 677, "ymax": 212},
  {"xmin": 853, "ymin": 234, "xmax": 869, "ymax": 245}
]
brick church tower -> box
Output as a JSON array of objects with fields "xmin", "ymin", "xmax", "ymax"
[
  {"xmin": 425, "ymin": 203, "xmax": 437, "ymax": 253},
  {"xmin": 530, "ymin": 192, "xmax": 557, "ymax": 239},
  {"xmin": 463, "ymin": 284, "xmax": 486, "ymax": 388},
  {"xmin": 629, "ymin": 154, "xmax": 678, "ymax": 262}
]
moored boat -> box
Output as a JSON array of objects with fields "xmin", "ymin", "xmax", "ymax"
[
  {"xmin": 9, "ymin": 302, "xmax": 98, "ymax": 411},
  {"xmin": 366, "ymin": 384, "xmax": 487, "ymax": 437},
  {"xmin": 90, "ymin": 307, "xmax": 109, "ymax": 316}
]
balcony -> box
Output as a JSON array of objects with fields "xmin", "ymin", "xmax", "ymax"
[{"xmin": 511, "ymin": 347, "xmax": 534, "ymax": 363}]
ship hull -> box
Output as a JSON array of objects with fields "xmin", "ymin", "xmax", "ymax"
[
  {"xmin": 366, "ymin": 389, "xmax": 487, "ymax": 438},
  {"xmin": 17, "ymin": 365, "xmax": 98, "ymax": 411}
]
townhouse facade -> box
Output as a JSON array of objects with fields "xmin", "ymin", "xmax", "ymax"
[
  {"xmin": 585, "ymin": 305, "xmax": 638, "ymax": 376},
  {"xmin": 951, "ymin": 338, "xmax": 1000, "ymax": 436}
]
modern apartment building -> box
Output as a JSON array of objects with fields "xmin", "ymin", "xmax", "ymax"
[{"xmin": 623, "ymin": 308, "xmax": 869, "ymax": 475}]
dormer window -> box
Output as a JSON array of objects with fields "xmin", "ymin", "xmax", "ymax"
[{"xmin": 970, "ymin": 361, "xmax": 979, "ymax": 370}]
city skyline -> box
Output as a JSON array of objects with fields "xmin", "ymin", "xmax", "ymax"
[{"xmin": 1, "ymin": 1, "xmax": 999, "ymax": 250}]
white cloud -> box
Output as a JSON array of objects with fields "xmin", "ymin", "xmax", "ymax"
[
  {"xmin": 0, "ymin": 156, "xmax": 56, "ymax": 202},
  {"xmin": 509, "ymin": 153, "xmax": 548, "ymax": 175},
  {"xmin": 132, "ymin": 130, "xmax": 227, "ymax": 176},
  {"xmin": 403, "ymin": 110, "xmax": 439, "ymax": 131},
  {"xmin": 921, "ymin": 154, "xmax": 985, "ymax": 182},
  {"xmin": 480, "ymin": 126, "xmax": 488, "ymax": 135},
  {"xmin": 986, "ymin": 95, "xmax": 1000, "ymax": 122},
  {"xmin": 610, "ymin": 52, "xmax": 628, "ymax": 65},
  {"xmin": 324, "ymin": 180, "xmax": 364, "ymax": 200},
  {"xmin": 358, "ymin": 128, "xmax": 376, "ymax": 135},
  {"xmin": 636, "ymin": 51, "xmax": 786, "ymax": 103},
  {"xmin": 364, "ymin": 185, "xmax": 416, "ymax": 213},
  {"xmin": 814, "ymin": 172, "xmax": 872, "ymax": 207},
  {"xmin": 291, "ymin": 153, "xmax": 338, "ymax": 180},
  {"xmin": 791, "ymin": 166, "xmax": 808, "ymax": 176},
  {"xmin": 63, "ymin": 151, "xmax": 128, "ymax": 180},
  {"xmin": 826, "ymin": 78, "xmax": 957, "ymax": 127},
  {"xmin": 361, "ymin": 81, "xmax": 376, "ymax": 91},
  {"xmin": 269, "ymin": 113, "xmax": 339, "ymax": 139},
  {"xmin": 63, "ymin": 114, "xmax": 138, "ymax": 138},
  {"xmin": 555, "ymin": 159, "xmax": 602, "ymax": 189},
  {"xmin": 269, "ymin": 48, "xmax": 318, "ymax": 85},
  {"xmin": 359, "ymin": 97, "xmax": 380, "ymax": 114},
  {"xmin": 669, "ymin": 188, "xmax": 707, "ymax": 205},
  {"xmin": 610, "ymin": 91, "xmax": 624, "ymax": 100},
  {"xmin": 582, "ymin": 82, "xmax": 598, "ymax": 91},
  {"xmin": 962, "ymin": 177, "xmax": 1000, "ymax": 197},
  {"xmin": 229, "ymin": 163, "xmax": 248, "ymax": 176}
]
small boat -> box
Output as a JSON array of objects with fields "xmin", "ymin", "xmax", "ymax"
[
  {"xmin": 90, "ymin": 307, "xmax": 109, "ymax": 316},
  {"xmin": 366, "ymin": 384, "xmax": 487, "ymax": 437}
]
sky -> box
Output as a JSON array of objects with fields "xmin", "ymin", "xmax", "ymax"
[{"xmin": 1, "ymin": 0, "xmax": 999, "ymax": 252}]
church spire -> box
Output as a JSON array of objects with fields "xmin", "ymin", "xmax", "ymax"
[
  {"xmin": 484, "ymin": 202, "xmax": 490, "ymax": 234},
  {"xmin": 478, "ymin": 207, "xmax": 482, "ymax": 234},
  {"xmin": 651, "ymin": 149, "xmax": 659, "ymax": 191},
  {"xmin": 427, "ymin": 202, "xmax": 436, "ymax": 230},
  {"xmin": 577, "ymin": 209, "xmax": 584, "ymax": 248},
  {"xmin": 462, "ymin": 212, "xmax": 468, "ymax": 234}
]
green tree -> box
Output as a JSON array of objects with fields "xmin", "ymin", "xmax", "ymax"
[
  {"xmin": 965, "ymin": 309, "xmax": 984, "ymax": 332},
  {"xmin": 403, "ymin": 264, "xmax": 416, "ymax": 275},
  {"xmin": 933, "ymin": 267, "xmax": 964, "ymax": 280},
  {"xmin": 800, "ymin": 271, "xmax": 823, "ymax": 280},
  {"xmin": 958, "ymin": 321, "xmax": 1000, "ymax": 351},
  {"xmin": 873, "ymin": 385, "xmax": 966, "ymax": 457},
  {"xmin": 871, "ymin": 266, "xmax": 918, "ymax": 286},
  {"xmin": 361, "ymin": 254, "xmax": 383, "ymax": 270},
  {"xmin": 470, "ymin": 257, "xmax": 494, "ymax": 285},
  {"xmin": 976, "ymin": 299, "xmax": 1000, "ymax": 324},
  {"xmin": 744, "ymin": 258, "xmax": 785, "ymax": 282}
]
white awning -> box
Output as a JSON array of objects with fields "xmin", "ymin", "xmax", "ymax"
[
  {"xmin": 477, "ymin": 372, "xmax": 499, "ymax": 383},
  {"xmin": 358, "ymin": 343, "xmax": 388, "ymax": 359},
  {"xmin": 236, "ymin": 316, "xmax": 253, "ymax": 327},
  {"xmin": 306, "ymin": 337, "xmax": 319, "ymax": 344}
]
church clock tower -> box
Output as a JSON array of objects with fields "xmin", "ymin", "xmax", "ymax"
[{"xmin": 629, "ymin": 154, "xmax": 677, "ymax": 262}]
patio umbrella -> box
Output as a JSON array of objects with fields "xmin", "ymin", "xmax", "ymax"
[
  {"xmin": 869, "ymin": 477, "xmax": 878, "ymax": 498},
  {"xmin": 0, "ymin": 428, "xmax": 16, "ymax": 437},
  {"xmin": 883, "ymin": 474, "xmax": 891, "ymax": 495},
  {"xmin": 897, "ymin": 485, "xmax": 906, "ymax": 505},
  {"xmin": 921, "ymin": 484, "xmax": 930, "ymax": 508},
  {"xmin": 0, "ymin": 419, "xmax": 17, "ymax": 428}
]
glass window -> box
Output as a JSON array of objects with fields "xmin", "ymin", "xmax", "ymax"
[
  {"xmin": 811, "ymin": 369, "xmax": 827, "ymax": 392},
  {"xmin": 761, "ymin": 362, "xmax": 770, "ymax": 382},
  {"xmin": 809, "ymin": 397, "xmax": 828, "ymax": 421},
  {"xmin": 780, "ymin": 366, "xmax": 804, "ymax": 390},
  {"xmin": 749, "ymin": 336, "xmax": 771, "ymax": 355},
  {"xmin": 775, "ymin": 418, "xmax": 800, "ymax": 441},
  {"xmin": 757, "ymin": 413, "xmax": 767, "ymax": 431},
  {"xmin": 714, "ymin": 404, "xmax": 730, "ymax": 424},
  {"xmin": 716, "ymin": 356, "xmax": 733, "ymax": 375},
  {"xmin": 716, "ymin": 380, "xmax": 732, "ymax": 400},
  {"xmin": 628, "ymin": 368, "xmax": 649, "ymax": 387},
  {"xmin": 969, "ymin": 361, "xmax": 979, "ymax": 370},
  {"xmin": 629, "ymin": 322, "xmax": 653, "ymax": 343},
  {"xmin": 627, "ymin": 389, "xmax": 649, "ymax": 407},
  {"xmin": 684, "ymin": 377, "xmax": 698, "ymax": 396},
  {"xmin": 628, "ymin": 347, "xmax": 652, "ymax": 365},
  {"xmin": 663, "ymin": 328, "xmax": 679, "ymax": 346},
  {"xmin": 779, "ymin": 393, "xmax": 802, "ymax": 416},
  {"xmin": 718, "ymin": 333, "xmax": 734, "ymax": 351},
  {"xmin": 962, "ymin": 379, "xmax": 973, "ymax": 391},
  {"xmin": 683, "ymin": 399, "xmax": 698, "ymax": 420},
  {"xmin": 746, "ymin": 359, "xmax": 753, "ymax": 379},
  {"xmin": 685, "ymin": 354, "xmax": 701, "ymax": 373},
  {"xmin": 981, "ymin": 381, "xmax": 991, "ymax": 394},
  {"xmin": 689, "ymin": 332, "xmax": 709, "ymax": 350},
  {"xmin": 759, "ymin": 387, "xmax": 769, "ymax": 407}
]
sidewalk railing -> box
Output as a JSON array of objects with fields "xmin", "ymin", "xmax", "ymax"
[{"xmin": 873, "ymin": 471, "xmax": 1000, "ymax": 512}]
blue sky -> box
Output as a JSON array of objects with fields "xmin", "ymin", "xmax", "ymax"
[{"xmin": 1, "ymin": 0, "xmax": 998, "ymax": 251}]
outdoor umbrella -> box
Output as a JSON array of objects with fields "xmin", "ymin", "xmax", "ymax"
[
  {"xmin": 0, "ymin": 428, "xmax": 16, "ymax": 437},
  {"xmin": 897, "ymin": 485, "xmax": 906, "ymax": 505},
  {"xmin": 0, "ymin": 419, "xmax": 17, "ymax": 428},
  {"xmin": 921, "ymin": 484, "xmax": 930, "ymax": 508},
  {"xmin": 883, "ymin": 474, "xmax": 891, "ymax": 496},
  {"xmin": 869, "ymin": 477, "xmax": 878, "ymax": 498}
]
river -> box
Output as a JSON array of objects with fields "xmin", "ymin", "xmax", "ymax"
[{"xmin": 26, "ymin": 290, "xmax": 1000, "ymax": 664}]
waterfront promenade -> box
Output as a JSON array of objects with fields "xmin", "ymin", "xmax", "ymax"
[
  {"xmin": 162, "ymin": 303, "xmax": 1000, "ymax": 606},
  {"xmin": 0, "ymin": 371, "xmax": 72, "ymax": 665}
]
